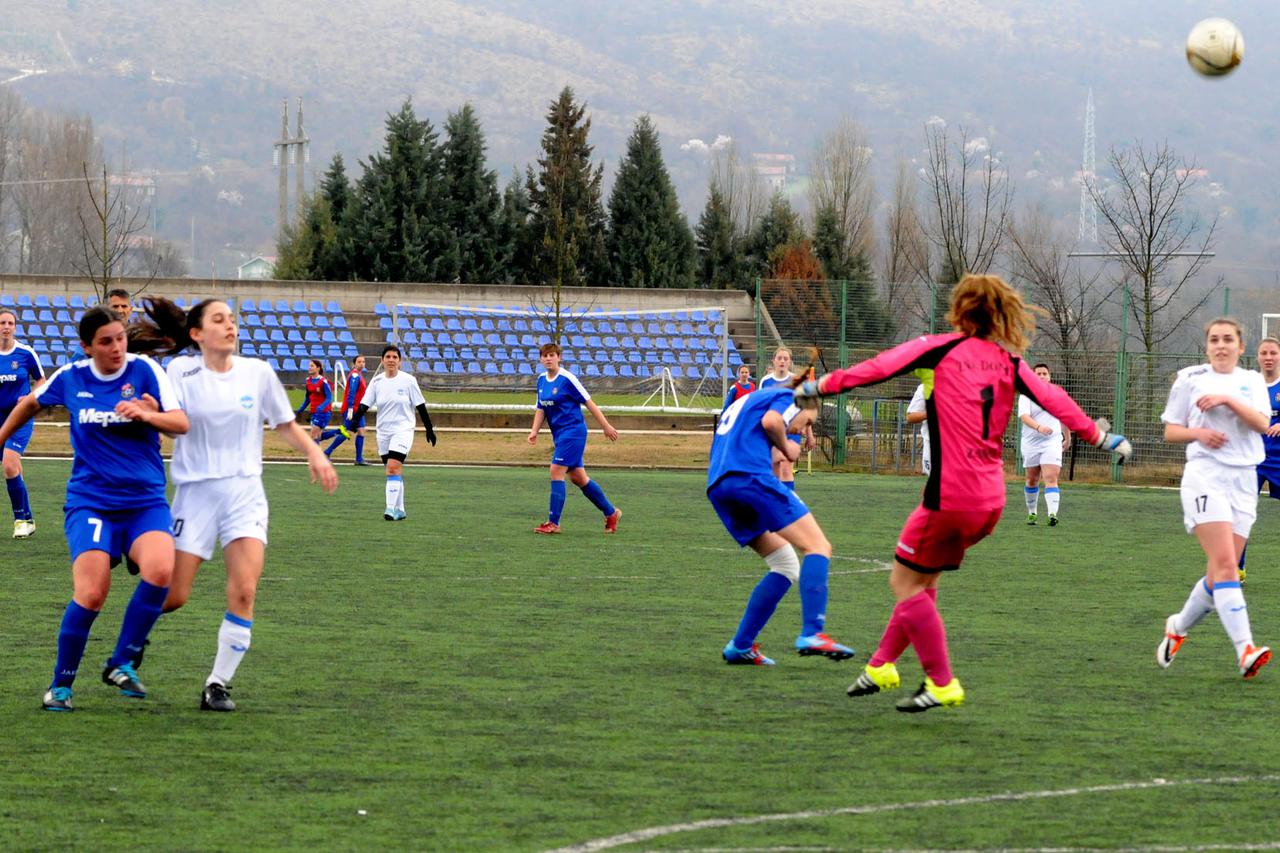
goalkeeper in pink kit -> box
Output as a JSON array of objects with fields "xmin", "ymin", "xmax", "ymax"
[{"xmin": 795, "ymin": 274, "xmax": 1132, "ymax": 712}]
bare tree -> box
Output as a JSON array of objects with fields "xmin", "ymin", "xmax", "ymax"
[
  {"xmin": 1007, "ymin": 204, "xmax": 1117, "ymax": 394},
  {"xmin": 0, "ymin": 87, "xmax": 25, "ymax": 270},
  {"xmin": 74, "ymin": 162, "xmax": 156, "ymax": 299},
  {"xmin": 710, "ymin": 142, "xmax": 767, "ymax": 243},
  {"xmin": 881, "ymin": 156, "xmax": 930, "ymax": 335},
  {"xmin": 807, "ymin": 116, "xmax": 876, "ymax": 267},
  {"xmin": 1088, "ymin": 140, "xmax": 1218, "ymax": 354},
  {"xmin": 13, "ymin": 112, "xmax": 98, "ymax": 274},
  {"xmin": 919, "ymin": 122, "xmax": 1013, "ymax": 279}
]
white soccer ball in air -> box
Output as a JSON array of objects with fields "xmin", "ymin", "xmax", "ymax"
[{"xmin": 1185, "ymin": 18, "xmax": 1243, "ymax": 77}]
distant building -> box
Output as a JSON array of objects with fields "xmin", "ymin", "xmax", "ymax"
[
  {"xmin": 752, "ymin": 153, "xmax": 796, "ymax": 191},
  {"xmin": 238, "ymin": 256, "xmax": 276, "ymax": 280}
]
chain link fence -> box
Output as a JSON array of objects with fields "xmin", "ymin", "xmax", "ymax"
[{"xmin": 752, "ymin": 279, "xmax": 1238, "ymax": 487}]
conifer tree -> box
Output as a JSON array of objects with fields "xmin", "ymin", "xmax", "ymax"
[
  {"xmin": 498, "ymin": 169, "xmax": 533, "ymax": 284},
  {"xmin": 442, "ymin": 104, "xmax": 504, "ymax": 283},
  {"xmin": 747, "ymin": 193, "xmax": 804, "ymax": 282},
  {"xmin": 525, "ymin": 86, "xmax": 609, "ymax": 298},
  {"xmin": 354, "ymin": 100, "xmax": 451, "ymax": 283},
  {"xmin": 814, "ymin": 201, "xmax": 892, "ymax": 342},
  {"xmin": 314, "ymin": 154, "xmax": 356, "ymax": 280},
  {"xmin": 606, "ymin": 115, "xmax": 695, "ymax": 288},
  {"xmin": 695, "ymin": 183, "xmax": 740, "ymax": 289}
]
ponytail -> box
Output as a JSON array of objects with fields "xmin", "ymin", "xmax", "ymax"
[{"xmin": 127, "ymin": 297, "xmax": 195, "ymax": 356}]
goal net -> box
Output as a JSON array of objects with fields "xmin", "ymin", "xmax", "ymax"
[{"xmin": 386, "ymin": 300, "xmax": 740, "ymax": 413}]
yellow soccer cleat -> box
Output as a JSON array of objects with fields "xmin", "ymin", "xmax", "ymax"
[
  {"xmin": 1238, "ymin": 567, "xmax": 1247, "ymax": 585},
  {"xmin": 847, "ymin": 662, "xmax": 901, "ymax": 697},
  {"xmin": 896, "ymin": 676, "xmax": 965, "ymax": 713}
]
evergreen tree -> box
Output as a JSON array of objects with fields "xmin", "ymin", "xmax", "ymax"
[
  {"xmin": 314, "ymin": 154, "xmax": 356, "ymax": 280},
  {"xmin": 814, "ymin": 202, "xmax": 892, "ymax": 342},
  {"xmin": 747, "ymin": 193, "xmax": 803, "ymax": 281},
  {"xmin": 498, "ymin": 169, "xmax": 533, "ymax": 284},
  {"xmin": 606, "ymin": 115, "xmax": 695, "ymax": 288},
  {"xmin": 273, "ymin": 193, "xmax": 328, "ymax": 281},
  {"xmin": 354, "ymin": 100, "xmax": 451, "ymax": 283},
  {"xmin": 695, "ymin": 183, "xmax": 740, "ymax": 289},
  {"xmin": 442, "ymin": 104, "xmax": 504, "ymax": 283},
  {"xmin": 525, "ymin": 86, "xmax": 609, "ymax": 297}
]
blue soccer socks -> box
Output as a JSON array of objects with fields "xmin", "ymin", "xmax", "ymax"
[
  {"xmin": 798, "ymin": 554, "xmax": 831, "ymax": 637},
  {"xmin": 107, "ymin": 580, "xmax": 169, "ymax": 669},
  {"xmin": 354, "ymin": 435, "xmax": 365, "ymax": 463},
  {"xmin": 732, "ymin": 571, "xmax": 793, "ymax": 650},
  {"xmin": 6, "ymin": 474, "xmax": 32, "ymax": 521},
  {"xmin": 578, "ymin": 480, "xmax": 615, "ymax": 517},
  {"xmin": 549, "ymin": 480, "xmax": 567, "ymax": 524},
  {"xmin": 323, "ymin": 432, "xmax": 347, "ymax": 456},
  {"xmin": 52, "ymin": 601, "xmax": 98, "ymax": 689}
]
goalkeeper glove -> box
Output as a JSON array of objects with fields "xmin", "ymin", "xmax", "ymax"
[
  {"xmin": 425, "ymin": 426, "xmax": 437, "ymax": 447},
  {"xmin": 793, "ymin": 378, "xmax": 822, "ymax": 410},
  {"xmin": 1091, "ymin": 417, "xmax": 1132, "ymax": 462}
]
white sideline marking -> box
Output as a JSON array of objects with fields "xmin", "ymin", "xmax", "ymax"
[
  {"xmin": 651, "ymin": 844, "xmax": 1280, "ymax": 852},
  {"xmin": 543, "ymin": 774, "xmax": 1280, "ymax": 853}
]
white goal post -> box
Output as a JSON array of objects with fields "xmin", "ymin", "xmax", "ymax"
[
  {"xmin": 1263, "ymin": 314, "xmax": 1280, "ymax": 343},
  {"xmin": 387, "ymin": 301, "xmax": 736, "ymax": 414}
]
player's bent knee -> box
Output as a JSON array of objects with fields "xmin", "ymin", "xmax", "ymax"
[{"xmin": 764, "ymin": 543, "xmax": 800, "ymax": 583}]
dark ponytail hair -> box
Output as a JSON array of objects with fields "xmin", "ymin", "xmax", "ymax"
[
  {"xmin": 78, "ymin": 306, "xmax": 122, "ymax": 345},
  {"xmin": 126, "ymin": 297, "xmax": 225, "ymax": 356}
]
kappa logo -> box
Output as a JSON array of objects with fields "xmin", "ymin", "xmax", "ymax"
[{"xmin": 182, "ymin": 366, "xmax": 203, "ymax": 378}]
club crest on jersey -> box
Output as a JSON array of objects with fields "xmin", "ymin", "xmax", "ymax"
[
  {"xmin": 240, "ymin": 394, "xmax": 254, "ymax": 409},
  {"xmin": 120, "ymin": 383, "xmax": 135, "ymax": 399}
]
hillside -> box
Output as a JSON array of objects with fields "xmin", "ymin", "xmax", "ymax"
[{"xmin": 1, "ymin": 0, "xmax": 1277, "ymax": 290}]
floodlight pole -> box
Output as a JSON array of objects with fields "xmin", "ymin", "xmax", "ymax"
[{"xmin": 1068, "ymin": 250, "xmax": 1216, "ymax": 482}]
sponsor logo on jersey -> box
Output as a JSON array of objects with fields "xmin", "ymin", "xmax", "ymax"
[
  {"xmin": 120, "ymin": 383, "xmax": 135, "ymax": 399},
  {"xmin": 79, "ymin": 408, "xmax": 132, "ymax": 426},
  {"xmin": 77, "ymin": 391, "xmax": 94, "ymax": 398},
  {"xmin": 0, "ymin": 374, "xmax": 15, "ymax": 382},
  {"xmin": 182, "ymin": 366, "xmax": 202, "ymax": 378},
  {"xmin": 240, "ymin": 394, "xmax": 254, "ymax": 409}
]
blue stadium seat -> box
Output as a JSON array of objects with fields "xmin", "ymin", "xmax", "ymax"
[
  {"xmin": 338, "ymin": 331, "xmax": 355, "ymax": 344},
  {"xmin": 517, "ymin": 362, "xmax": 533, "ymax": 376},
  {"xmin": 263, "ymin": 314, "xmax": 279, "ymax": 328},
  {"xmin": 463, "ymin": 317, "xmax": 479, "ymax": 332},
  {"xmin": 297, "ymin": 315, "xmax": 313, "ymax": 329},
  {"xmin": 242, "ymin": 343, "xmax": 257, "ymax": 357},
  {"xmin": 274, "ymin": 300, "xmax": 291, "ymax": 313},
  {"xmin": 43, "ymin": 325, "xmax": 58, "ymax": 338},
  {"xmin": 251, "ymin": 328, "xmax": 268, "ymax": 342},
  {"xmin": 314, "ymin": 315, "xmax": 330, "ymax": 329},
  {"xmin": 479, "ymin": 317, "xmax": 495, "ymax": 332},
  {"xmin": 603, "ymin": 364, "xmax": 617, "ymax": 377},
  {"xmin": 619, "ymin": 364, "xmax": 634, "ymax": 378},
  {"xmin": 241, "ymin": 298, "xmax": 258, "ymax": 312},
  {"xmin": 692, "ymin": 310, "xmax": 707, "ymax": 322},
  {"xmin": 292, "ymin": 344, "xmax": 309, "ymax": 357},
  {"xmin": 513, "ymin": 318, "xmax": 529, "ymax": 332},
  {"xmin": 55, "ymin": 309, "xmax": 71, "ymax": 323},
  {"xmin": 52, "ymin": 295, "xmax": 67, "ymax": 309},
  {"xmin": 432, "ymin": 361, "xmax": 447, "ymax": 374},
  {"xmin": 332, "ymin": 316, "xmax": 347, "ymax": 329},
  {"xmin": 282, "ymin": 358, "xmax": 299, "ymax": 372},
  {"xmin": 59, "ymin": 323, "xmax": 75, "ymax": 338},
  {"xmin": 69, "ymin": 295, "xmax": 85, "ymax": 309},
  {"xmin": 0, "ymin": 295, "xmax": 14, "ymax": 307},
  {"xmin": 34, "ymin": 295, "xmax": 50, "ymax": 308},
  {"xmin": 303, "ymin": 330, "xmax": 321, "ymax": 343},
  {"xmin": 50, "ymin": 339, "xmax": 65, "ymax": 353},
  {"xmin": 39, "ymin": 353, "xmax": 53, "ymax": 370},
  {"xmin": 326, "ymin": 301, "xmax": 341, "ymax": 314},
  {"xmin": 286, "ymin": 330, "xmax": 303, "ymax": 343},
  {"xmin": 483, "ymin": 362, "xmax": 499, "ymax": 375},
  {"xmin": 280, "ymin": 315, "xmax": 297, "ymax": 329},
  {"xmin": 241, "ymin": 314, "xmax": 259, "ymax": 327},
  {"xmin": 269, "ymin": 330, "xmax": 286, "ymax": 343},
  {"xmin": 570, "ymin": 334, "xmax": 586, "ymax": 348},
  {"xmin": 308, "ymin": 301, "xmax": 324, "ymax": 314},
  {"xmin": 17, "ymin": 295, "xmax": 32, "ymax": 308},
  {"xmin": 37, "ymin": 309, "xmax": 53, "ymax": 323},
  {"xmin": 530, "ymin": 320, "xmax": 547, "ymax": 334},
  {"xmin": 459, "ymin": 348, "xmax": 475, "ymax": 362},
  {"xmin": 501, "ymin": 362, "xmax": 515, "ymax": 376},
  {"xmin": 374, "ymin": 303, "xmax": 390, "ymax": 316},
  {"xmin": 496, "ymin": 318, "xmax": 512, "ymax": 332},
  {"xmin": 267, "ymin": 357, "xmax": 283, "ymax": 372},
  {"xmin": 291, "ymin": 300, "xmax": 306, "ymax": 313}
]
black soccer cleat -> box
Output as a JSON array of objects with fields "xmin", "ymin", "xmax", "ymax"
[
  {"xmin": 200, "ymin": 682, "xmax": 237, "ymax": 712},
  {"xmin": 102, "ymin": 663, "xmax": 147, "ymax": 698}
]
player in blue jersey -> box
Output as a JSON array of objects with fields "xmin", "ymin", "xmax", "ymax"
[
  {"xmin": 0, "ymin": 305, "xmax": 189, "ymax": 711},
  {"xmin": 1237, "ymin": 336, "xmax": 1280, "ymax": 584},
  {"xmin": 0, "ymin": 309, "xmax": 45, "ymax": 539},
  {"xmin": 295, "ymin": 359, "xmax": 333, "ymax": 440},
  {"xmin": 710, "ymin": 376, "xmax": 854, "ymax": 665},
  {"xmin": 758, "ymin": 346, "xmax": 813, "ymax": 491},
  {"xmin": 319, "ymin": 354, "xmax": 368, "ymax": 464},
  {"xmin": 527, "ymin": 342, "xmax": 622, "ymax": 534}
]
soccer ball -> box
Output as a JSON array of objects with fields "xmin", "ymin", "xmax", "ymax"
[{"xmin": 1185, "ymin": 18, "xmax": 1244, "ymax": 77}]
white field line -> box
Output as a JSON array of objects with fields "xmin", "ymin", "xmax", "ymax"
[
  {"xmin": 647, "ymin": 844, "xmax": 1280, "ymax": 852},
  {"xmin": 543, "ymin": 774, "xmax": 1280, "ymax": 853}
]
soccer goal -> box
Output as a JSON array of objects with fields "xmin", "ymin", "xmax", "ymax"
[
  {"xmin": 1263, "ymin": 314, "xmax": 1280, "ymax": 342},
  {"xmin": 387, "ymin": 300, "xmax": 739, "ymax": 413}
]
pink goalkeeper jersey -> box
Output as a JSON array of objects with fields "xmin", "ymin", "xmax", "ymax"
[{"xmin": 819, "ymin": 333, "xmax": 1102, "ymax": 511}]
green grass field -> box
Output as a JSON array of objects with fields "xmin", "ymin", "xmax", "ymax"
[{"xmin": 2, "ymin": 460, "xmax": 1277, "ymax": 851}]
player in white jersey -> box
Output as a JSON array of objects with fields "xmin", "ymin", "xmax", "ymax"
[
  {"xmin": 758, "ymin": 347, "xmax": 814, "ymax": 490},
  {"xmin": 1157, "ymin": 318, "xmax": 1272, "ymax": 680},
  {"xmin": 343, "ymin": 345, "xmax": 437, "ymax": 520},
  {"xmin": 130, "ymin": 298, "xmax": 338, "ymax": 711},
  {"xmin": 1018, "ymin": 363, "xmax": 1070, "ymax": 526},
  {"xmin": 906, "ymin": 383, "xmax": 929, "ymax": 475}
]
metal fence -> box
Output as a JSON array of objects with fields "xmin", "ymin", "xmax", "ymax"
[{"xmin": 752, "ymin": 279, "xmax": 1228, "ymax": 487}]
